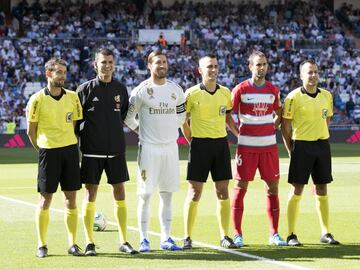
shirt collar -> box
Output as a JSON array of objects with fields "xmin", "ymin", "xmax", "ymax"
[
  {"xmin": 44, "ymin": 87, "xmax": 66, "ymax": 96},
  {"xmin": 200, "ymin": 83, "xmax": 220, "ymax": 94}
]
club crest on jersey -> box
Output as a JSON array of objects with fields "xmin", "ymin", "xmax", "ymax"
[
  {"xmin": 253, "ymin": 102, "xmax": 268, "ymax": 116},
  {"xmin": 141, "ymin": 170, "xmax": 146, "ymax": 181},
  {"xmin": 171, "ymin": 93, "xmax": 177, "ymax": 100},
  {"xmin": 322, "ymin": 109, "xmax": 328, "ymax": 119},
  {"xmin": 66, "ymin": 112, "xmax": 73, "ymax": 122},
  {"xmin": 219, "ymin": 105, "xmax": 226, "ymax": 116},
  {"xmin": 114, "ymin": 95, "xmax": 121, "ymax": 102},
  {"xmin": 147, "ymin": 88, "xmax": 154, "ymax": 99}
]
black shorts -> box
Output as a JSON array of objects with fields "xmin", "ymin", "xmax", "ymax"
[
  {"xmin": 187, "ymin": 137, "xmax": 232, "ymax": 182},
  {"xmin": 81, "ymin": 154, "xmax": 129, "ymax": 185},
  {"xmin": 38, "ymin": 144, "xmax": 81, "ymax": 193},
  {"xmin": 288, "ymin": 139, "xmax": 333, "ymax": 185}
]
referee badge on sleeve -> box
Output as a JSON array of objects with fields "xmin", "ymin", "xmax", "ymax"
[
  {"xmin": 219, "ymin": 105, "xmax": 226, "ymax": 116},
  {"xmin": 66, "ymin": 112, "xmax": 73, "ymax": 122},
  {"xmin": 322, "ymin": 109, "xmax": 328, "ymax": 119}
]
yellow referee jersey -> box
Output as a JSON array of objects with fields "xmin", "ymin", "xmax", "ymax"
[
  {"xmin": 282, "ymin": 87, "xmax": 333, "ymax": 141},
  {"xmin": 26, "ymin": 88, "xmax": 82, "ymax": 149},
  {"xmin": 185, "ymin": 83, "xmax": 232, "ymax": 138}
]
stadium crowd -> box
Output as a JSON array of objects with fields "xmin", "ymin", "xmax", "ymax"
[{"xmin": 0, "ymin": 0, "xmax": 360, "ymax": 132}]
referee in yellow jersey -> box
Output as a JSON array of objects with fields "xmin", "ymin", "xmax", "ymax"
[
  {"xmin": 182, "ymin": 54, "xmax": 238, "ymax": 249},
  {"xmin": 282, "ymin": 59, "xmax": 340, "ymax": 246},
  {"xmin": 26, "ymin": 58, "xmax": 83, "ymax": 258}
]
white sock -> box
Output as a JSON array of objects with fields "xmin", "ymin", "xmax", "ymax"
[
  {"xmin": 159, "ymin": 191, "xmax": 172, "ymax": 242},
  {"xmin": 138, "ymin": 193, "xmax": 152, "ymax": 242}
]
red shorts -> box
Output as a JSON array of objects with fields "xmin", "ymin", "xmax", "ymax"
[{"xmin": 233, "ymin": 147, "xmax": 279, "ymax": 181}]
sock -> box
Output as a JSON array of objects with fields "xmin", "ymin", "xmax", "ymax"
[
  {"xmin": 217, "ymin": 198, "xmax": 230, "ymax": 239},
  {"xmin": 315, "ymin": 195, "xmax": 329, "ymax": 235},
  {"xmin": 184, "ymin": 199, "xmax": 199, "ymax": 238},
  {"xmin": 267, "ymin": 194, "xmax": 280, "ymax": 235},
  {"xmin": 36, "ymin": 208, "xmax": 49, "ymax": 248},
  {"xmin": 232, "ymin": 188, "xmax": 247, "ymax": 236},
  {"xmin": 159, "ymin": 192, "xmax": 172, "ymax": 242},
  {"xmin": 82, "ymin": 201, "xmax": 95, "ymax": 244},
  {"xmin": 138, "ymin": 193, "xmax": 151, "ymax": 241},
  {"xmin": 114, "ymin": 200, "xmax": 127, "ymax": 243},
  {"xmin": 287, "ymin": 194, "xmax": 301, "ymax": 235},
  {"xmin": 64, "ymin": 208, "xmax": 78, "ymax": 246}
]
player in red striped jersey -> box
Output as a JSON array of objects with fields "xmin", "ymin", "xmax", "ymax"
[{"xmin": 231, "ymin": 51, "xmax": 287, "ymax": 247}]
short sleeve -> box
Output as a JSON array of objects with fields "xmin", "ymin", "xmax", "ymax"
[
  {"xmin": 282, "ymin": 96, "xmax": 294, "ymax": 119},
  {"xmin": 73, "ymin": 94, "xmax": 83, "ymax": 121},
  {"xmin": 26, "ymin": 94, "xmax": 40, "ymax": 122}
]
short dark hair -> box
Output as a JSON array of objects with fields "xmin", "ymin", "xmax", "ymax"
[
  {"xmin": 147, "ymin": 50, "xmax": 166, "ymax": 64},
  {"xmin": 198, "ymin": 54, "xmax": 217, "ymax": 66},
  {"xmin": 95, "ymin": 48, "xmax": 114, "ymax": 60},
  {"xmin": 44, "ymin": 58, "xmax": 67, "ymax": 71},
  {"xmin": 299, "ymin": 59, "xmax": 317, "ymax": 72},
  {"xmin": 248, "ymin": 51, "xmax": 266, "ymax": 65}
]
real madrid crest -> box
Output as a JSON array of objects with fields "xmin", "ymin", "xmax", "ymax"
[
  {"xmin": 171, "ymin": 93, "xmax": 177, "ymax": 100},
  {"xmin": 147, "ymin": 88, "xmax": 154, "ymax": 99}
]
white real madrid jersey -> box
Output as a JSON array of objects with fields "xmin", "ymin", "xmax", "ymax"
[{"xmin": 125, "ymin": 79, "xmax": 186, "ymax": 144}]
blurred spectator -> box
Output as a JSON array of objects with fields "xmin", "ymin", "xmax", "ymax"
[{"xmin": 0, "ymin": 0, "xmax": 359, "ymax": 128}]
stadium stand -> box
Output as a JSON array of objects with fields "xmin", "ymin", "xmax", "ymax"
[{"xmin": 0, "ymin": 0, "xmax": 359, "ymax": 132}]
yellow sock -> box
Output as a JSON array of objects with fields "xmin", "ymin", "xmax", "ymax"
[
  {"xmin": 82, "ymin": 201, "xmax": 95, "ymax": 244},
  {"xmin": 65, "ymin": 208, "xmax": 78, "ymax": 246},
  {"xmin": 114, "ymin": 200, "xmax": 127, "ymax": 243},
  {"xmin": 315, "ymin": 195, "xmax": 329, "ymax": 235},
  {"xmin": 184, "ymin": 200, "xmax": 199, "ymax": 238},
  {"xmin": 287, "ymin": 194, "xmax": 302, "ymax": 235},
  {"xmin": 35, "ymin": 208, "xmax": 49, "ymax": 247},
  {"xmin": 217, "ymin": 198, "xmax": 230, "ymax": 238}
]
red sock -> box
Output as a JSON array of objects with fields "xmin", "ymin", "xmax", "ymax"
[
  {"xmin": 232, "ymin": 188, "xmax": 247, "ymax": 236},
  {"xmin": 267, "ymin": 194, "xmax": 280, "ymax": 235}
]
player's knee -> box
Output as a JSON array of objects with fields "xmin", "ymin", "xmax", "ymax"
[
  {"xmin": 85, "ymin": 184, "xmax": 98, "ymax": 201},
  {"xmin": 314, "ymin": 184, "xmax": 327, "ymax": 196},
  {"xmin": 216, "ymin": 189, "xmax": 229, "ymax": 200},
  {"xmin": 39, "ymin": 192, "xmax": 53, "ymax": 209},
  {"xmin": 235, "ymin": 180, "xmax": 248, "ymax": 189},
  {"xmin": 188, "ymin": 189, "xmax": 201, "ymax": 201},
  {"xmin": 266, "ymin": 186, "xmax": 278, "ymax": 195}
]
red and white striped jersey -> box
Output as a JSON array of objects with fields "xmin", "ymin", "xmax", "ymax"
[{"xmin": 232, "ymin": 79, "xmax": 281, "ymax": 152}]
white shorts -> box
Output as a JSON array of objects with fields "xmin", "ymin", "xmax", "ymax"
[{"xmin": 136, "ymin": 141, "xmax": 180, "ymax": 195}]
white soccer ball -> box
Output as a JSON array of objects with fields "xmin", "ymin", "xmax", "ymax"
[{"xmin": 93, "ymin": 211, "xmax": 107, "ymax": 231}]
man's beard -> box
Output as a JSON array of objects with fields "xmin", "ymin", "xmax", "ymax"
[
  {"xmin": 155, "ymin": 70, "xmax": 167, "ymax": 79},
  {"xmin": 52, "ymin": 81, "xmax": 64, "ymax": 88}
]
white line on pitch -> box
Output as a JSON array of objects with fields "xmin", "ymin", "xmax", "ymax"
[
  {"xmin": 0, "ymin": 186, "xmax": 34, "ymax": 189},
  {"xmin": 0, "ymin": 195, "xmax": 313, "ymax": 270}
]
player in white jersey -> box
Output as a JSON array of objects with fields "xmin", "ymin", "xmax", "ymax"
[{"xmin": 125, "ymin": 50, "xmax": 186, "ymax": 252}]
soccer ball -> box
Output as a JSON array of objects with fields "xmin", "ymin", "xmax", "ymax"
[{"xmin": 93, "ymin": 211, "xmax": 107, "ymax": 231}]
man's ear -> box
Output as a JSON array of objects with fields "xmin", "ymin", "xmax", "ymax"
[
  {"xmin": 45, "ymin": 69, "xmax": 51, "ymax": 79},
  {"xmin": 93, "ymin": 61, "xmax": 97, "ymax": 71}
]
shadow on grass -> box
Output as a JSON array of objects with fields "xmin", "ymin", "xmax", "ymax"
[
  {"xmin": 245, "ymin": 243, "xmax": 360, "ymax": 262},
  {"xmin": 83, "ymin": 244, "xmax": 360, "ymax": 262}
]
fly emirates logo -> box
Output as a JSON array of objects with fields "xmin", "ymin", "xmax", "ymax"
[{"xmin": 149, "ymin": 102, "xmax": 175, "ymax": 115}]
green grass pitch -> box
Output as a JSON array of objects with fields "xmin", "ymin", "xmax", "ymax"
[{"xmin": 0, "ymin": 144, "xmax": 359, "ymax": 270}]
